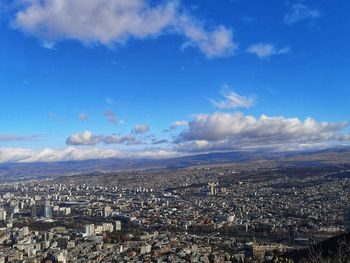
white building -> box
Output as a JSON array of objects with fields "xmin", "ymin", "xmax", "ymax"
[
  {"xmin": 0, "ymin": 209, "xmax": 6, "ymax": 221},
  {"xmin": 22, "ymin": 226, "xmax": 29, "ymax": 236},
  {"xmin": 140, "ymin": 244, "xmax": 152, "ymax": 254},
  {"xmin": 103, "ymin": 223, "xmax": 114, "ymax": 232},
  {"xmin": 103, "ymin": 206, "xmax": 113, "ymax": 217},
  {"xmin": 85, "ymin": 224, "xmax": 95, "ymax": 237},
  {"xmin": 57, "ymin": 251, "xmax": 68, "ymax": 263},
  {"xmin": 115, "ymin": 220, "xmax": 122, "ymax": 231}
]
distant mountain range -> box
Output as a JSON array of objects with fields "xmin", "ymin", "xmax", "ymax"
[{"xmin": 1, "ymin": 147, "xmax": 350, "ymax": 181}]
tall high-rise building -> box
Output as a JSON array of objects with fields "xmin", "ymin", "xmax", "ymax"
[
  {"xmin": 208, "ymin": 183, "xmax": 217, "ymax": 195},
  {"xmin": 44, "ymin": 201, "xmax": 52, "ymax": 218},
  {"xmin": 85, "ymin": 224, "xmax": 95, "ymax": 237},
  {"xmin": 22, "ymin": 226, "xmax": 29, "ymax": 236},
  {"xmin": 115, "ymin": 221, "xmax": 122, "ymax": 231},
  {"xmin": 31, "ymin": 206, "xmax": 38, "ymax": 218},
  {"xmin": 103, "ymin": 206, "xmax": 112, "ymax": 217},
  {"xmin": 0, "ymin": 209, "xmax": 6, "ymax": 221}
]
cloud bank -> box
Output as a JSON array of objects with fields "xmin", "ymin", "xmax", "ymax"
[
  {"xmin": 0, "ymin": 147, "xmax": 177, "ymax": 163},
  {"xmin": 175, "ymin": 112, "xmax": 350, "ymax": 152},
  {"xmin": 1, "ymin": 111, "xmax": 350, "ymax": 163}
]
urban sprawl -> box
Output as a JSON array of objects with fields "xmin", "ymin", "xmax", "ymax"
[{"xmin": 0, "ymin": 164, "xmax": 349, "ymax": 262}]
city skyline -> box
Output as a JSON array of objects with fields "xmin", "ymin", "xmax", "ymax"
[{"xmin": 1, "ymin": 0, "xmax": 350, "ymax": 163}]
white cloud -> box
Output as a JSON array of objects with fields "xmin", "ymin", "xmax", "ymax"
[
  {"xmin": 175, "ymin": 140, "xmax": 212, "ymax": 152},
  {"xmin": 2, "ymin": 111, "xmax": 350, "ymax": 163},
  {"xmin": 169, "ymin": 120, "xmax": 188, "ymax": 130},
  {"xmin": 246, "ymin": 43, "xmax": 290, "ymax": 59},
  {"xmin": 136, "ymin": 149, "xmax": 178, "ymax": 159},
  {"xmin": 11, "ymin": 0, "xmax": 237, "ymax": 58},
  {"xmin": 284, "ymin": 3, "xmax": 320, "ymax": 25},
  {"xmin": 179, "ymin": 19, "xmax": 237, "ymax": 57},
  {"xmin": 0, "ymin": 147, "xmax": 178, "ymax": 163},
  {"xmin": 0, "ymin": 147, "xmax": 123, "ymax": 163},
  {"xmin": 66, "ymin": 130, "xmax": 141, "ymax": 146},
  {"xmin": 175, "ymin": 112, "xmax": 350, "ymax": 151},
  {"xmin": 133, "ymin": 124, "xmax": 150, "ymax": 134},
  {"xmin": 66, "ymin": 130, "xmax": 99, "ymax": 145},
  {"xmin": 42, "ymin": 41, "xmax": 56, "ymax": 50},
  {"xmin": 210, "ymin": 86, "xmax": 255, "ymax": 109}
]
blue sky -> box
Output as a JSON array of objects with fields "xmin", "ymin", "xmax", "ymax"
[{"xmin": 0, "ymin": 0, "xmax": 349, "ymax": 163}]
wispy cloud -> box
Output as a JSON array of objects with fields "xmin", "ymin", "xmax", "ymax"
[
  {"xmin": 210, "ymin": 85, "xmax": 255, "ymax": 109},
  {"xmin": 103, "ymin": 110, "xmax": 118, "ymax": 125},
  {"xmin": 105, "ymin": 97, "xmax": 115, "ymax": 105},
  {"xmin": 284, "ymin": 2, "xmax": 320, "ymax": 25},
  {"xmin": 241, "ymin": 14, "xmax": 255, "ymax": 24},
  {"xmin": 79, "ymin": 113, "xmax": 88, "ymax": 122},
  {"xmin": 48, "ymin": 112, "xmax": 63, "ymax": 122},
  {"xmin": 151, "ymin": 139, "xmax": 168, "ymax": 145},
  {"xmin": 42, "ymin": 40, "xmax": 56, "ymax": 50},
  {"xmin": 246, "ymin": 43, "xmax": 290, "ymax": 59},
  {"xmin": 133, "ymin": 124, "xmax": 150, "ymax": 134},
  {"xmin": 0, "ymin": 134, "xmax": 43, "ymax": 142}
]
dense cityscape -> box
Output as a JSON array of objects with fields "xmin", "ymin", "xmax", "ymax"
[{"xmin": 1, "ymin": 163, "xmax": 349, "ymax": 262}]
